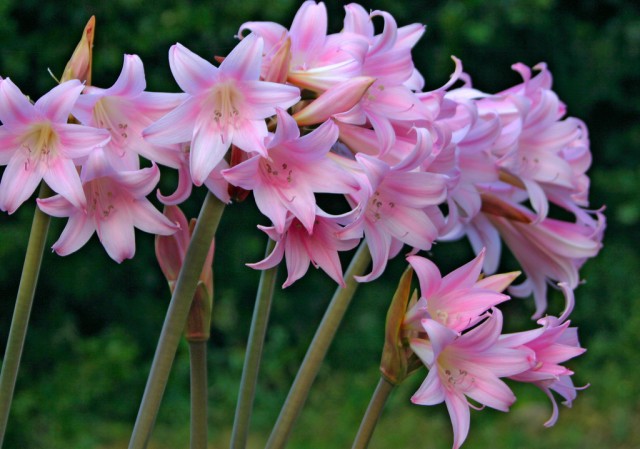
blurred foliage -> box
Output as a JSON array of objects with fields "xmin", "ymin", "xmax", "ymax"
[{"xmin": 0, "ymin": 0, "xmax": 638, "ymax": 448}]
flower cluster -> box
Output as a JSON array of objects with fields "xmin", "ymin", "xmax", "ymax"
[
  {"xmin": 403, "ymin": 253, "xmax": 585, "ymax": 448},
  {"xmin": 0, "ymin": 2, "xmax": 604, "ymax": 448}
]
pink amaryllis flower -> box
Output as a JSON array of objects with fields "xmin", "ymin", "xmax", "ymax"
[
  {"xmin": 143, "ymin": 33, "xmax": 300, "ymax": 187},
  {"xmin": 0, "ymin": 78, "xmax": 110, "ymax": 213},
  {"xmin": 410, "ymin": 309, "xmax": 534, "ymax": 449},
  {"xmin": 404, "ymin": 250, "xmax": 519, "ymax": 333},
  {"xmin": 472, "ymin": 195, "xmax": 604, "ymax": 318},
  {"xmin": 340, "ymin": 132, "xmax": 448, "ymax": 282},
  {"xmin": 37, "ymin": 149, "xmax": 178, "ymax": 262},
  {"xmin": 223, "ymin": 108, "xmax": 358, "ymax": 234},
  {"xmin": 72, "ymin": 54, "xmax": 187, "ymax": 171},
  {"xmin": 500, "ymin": 283, "xmax": 587, "ymax": 427},
  {"xmin": 249, "ymin": 210, "xmax": 360, "ymax": 287}
]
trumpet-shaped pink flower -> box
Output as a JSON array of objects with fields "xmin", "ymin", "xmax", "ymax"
[
  {"xmin": 410, "ymin": 309, "xmax": 533, "ymax": 449},
  {"xmin": 223, "ymin": 109, "xmax": 358, "ymax": 233},
  {"xmin": 239, "ymin": 1, "xmax": 369, "ymax": 92},
  {"xmin": 341, "ymin": 133, "xmax": 448, "ymax": 282},
  {"xmin": 0, "ymin": 78, "xmax": 110, "ymax": 213},
  {"xmin": 475, "ymin": 197, "xmax": 605, "ymax": 318},
  {"xmin": 72, "ymin": 54, "xmax": 187, "ymax": 170},
  {"xmin": 249, "ymin": 211, "xmax": 359, "ymax": 287},
  {"xmin": 143, "ymin": 33, "xmax": 300, "ymax": 186},
  {"xmin": 37, "ymin": 149, "xmax": 178, "ymax": 262},
  {"xmin": 404, "ymin": 250, "xmax": 519, "ymax": 333},
  {"xmin": 500, "ymin": 284, "xmax": 586, "ymax": 427}
]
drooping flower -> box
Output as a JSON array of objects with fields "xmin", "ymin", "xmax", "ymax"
[
  {"xmin": 0, "ymin": 78, "xmax": 110, "ymax": 213},
  {"xmin": 249, "ymin": 210, "xmax": 360, "ymax": 287},
  {"xmin": 37, "ymin": 149, "xmax": 178, "ymax": 262},
  {"xmin": 223, "ymin": 108, "xmax": 358, "ymax": 234},
  {"xmin": 143, "ymin": 33, "xmax": 300, "ymax": 187},
  {"xmin": 499, "ymin": 283, "xmax": 587, "ymax": 427},
  {"xmin": 410, "ymin": 309, "xmax": 533, "ymax": 449},
  {"xmin": 340, "ymin": 131, "xmax": 448, "ymax": 282},
  {"xmin": 471, "ymin": 195, "xmax": 604, "ymax": 318}
]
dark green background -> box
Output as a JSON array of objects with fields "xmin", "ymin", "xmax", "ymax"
[{"xmin": 0, "ymin": 1, "xmax": 638, "ymax": 447}]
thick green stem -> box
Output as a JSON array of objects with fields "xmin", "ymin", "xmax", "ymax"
[
  {"xmin": 128, "ymin": 192, "xmax": 225, "ymax": 449},
  {"xmin": 189, "ymin": 341, "xmax": 208, "ymax": 449},
  {"xmin": 351, "ymin": 377, "xmax": 395, "ymax": 449},
  {"xmin": 0, "ymin": 183, "xmax": 52, "ymax": 448},
  {"xmin": 230, "ymin": 238, "xmax": 278, "ymax": 449},
  {"xmin": 265, "ymin": 242, "xmax": 371, "ymax": 449}
]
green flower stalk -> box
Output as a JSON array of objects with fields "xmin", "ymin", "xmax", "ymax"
[
  {"xmin": 266, "ymin": 242, "xmax": 371, "ymax": 449},
  {"xmin": 129, "ymin": 192, "xmax": 224, "ymax": 449}
]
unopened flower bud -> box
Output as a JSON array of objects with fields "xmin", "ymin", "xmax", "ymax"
[
  {"xmin": 293, "ymin": 76, "xmax": 375, "ymax": 126},
  {"xmin": 61, "ymin": 16, "xmax": 95, "ymax": 84},
  {"xmin": 155, "ymin": 205, "xmax": 214, "ymax": 341},
  {"xmin": 380, "ymin": 265, "xmax": 421, "ymax": 385}
]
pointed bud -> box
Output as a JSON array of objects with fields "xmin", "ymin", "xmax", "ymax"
[
  {"xmin": 61, "ymin": 16, "xmax": 96, "ymax": 84},
  {"xmin": 293, "ymin": 76, "xmax": 375, "ymax": 126},
  {"xmin": 155, "ymin": 205, "xmax": 215, "ymax": 341},
  {"xmin": 480, "ymin": 193, "xmax": 532, "ymax": 223},
  {"xmin": 380, "ymin": 265, "xmax": 420, "ymax": 385}
]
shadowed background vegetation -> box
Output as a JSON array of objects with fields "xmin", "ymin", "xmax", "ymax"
[{"xmin": 0, "ymin": 0, "xmax": 638, "ymax": 448}]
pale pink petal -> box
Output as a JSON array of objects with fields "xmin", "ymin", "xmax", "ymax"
[
  {"xmin": 248, "ymin": 237, "xmax": 285, "ymax": 270},
  {"xmin": 158, "ymin": 167, "xmax": 193, "ymax": 205},
  {"xmin": 282, "ymin": 227, "xmax": 311, "ymax": 287},
  {"xmin": 131, "ymin": 200, "xmax": 179, "ymax": 235},
  {"xmin": 253, "ymin": 186, "xmax": 289, "ymax": 234},
  {"xmin": 445, "ymin": 391, "xmax": 471, "ymax": 449},
  {"xmin": 190, "ymin": 116, "xmax": 229, "ymax": 185},
  {"xmin": 169, "ymin": 43, "xmax": 218, "ymax": 94},
  {"xmin": 56, "ymin": 123, "xmax": 111, "ymax": 159},
  {"xmin": 440, "ymin": 249, "xmax": 486, "ymax": 293},
  {"xmin": 229, "ymin": 118, "xmax": 268, "ymax": 156},
  {"xmin": 355, "ymin": 224, "xmax": 391, "ymax": 282},
  {"xmin": 0, "ymin": 152, "xmax": 44, "ymax": 214},
  {"xmin": 475, "ymin": 271, "xmax": 520, "ymax": 293},
  {"xmin": 222, "ymin": 154, "xmax": 261, "ymax": 190},
  {"xmin": 143, "ymin": 96, "xmax": 199, "ymax": 145},
  {"xmin": 104, "ymin": 54, "xmax": 146, "ymax": 97},
  {"xmin": 36, "ymin": 195, "xmax": 75, "ymax": 218},
  {"xmin": 50, "ymin": 214, "xmax": 95, "ymax": 256},
  {"xmin": 97, "ymin": 209, "xmax": 136, "ymax": 263},
  {"xmin": 238, "ymin": 22, "xmax": 288, "ymax": 50},
  {"xmin": 116, "ymin": 164, "xmax": 160, "ymax": 197},
  {"xmin": 0, "ymin": 128, "xmax": 21, "ymax": 164},
  {"xmin": 35, "ymin": 80, "xmax": 84, "ymax": 123},
  {"xmin": 422, "ymin": 318, "xmax": 459, "ymax": 357},
  {"xmin": 42, "ymin": 158, "xmax": 86, "ymax": 209},
  {"xmin": 407, "ymin": 255, "xmax": 442, "ymax": 299},
  {"xmin": 289, "ymin": 1, "xmax": 327, "ymax": 57},
  {"xmin": 0, "ymin": 78, "xmax": 37, "ymax": 125},
  {"xmin": 410, "ymin": 365, "xmax": 445, "ymax": 405},
  {"xmin": 463, "ymin": 366, "xmax": 516, "ymax": 412},
  {"xmin": 219, "ymin": 33, "xmax": 263, "ymax": 81},
  {"xmin": 241, "ymin": 80, "xmax": 300, "ymax": 119},
  {"xmin": 268, "ymin": 108, "xmax": 300, "ymax": 149}
]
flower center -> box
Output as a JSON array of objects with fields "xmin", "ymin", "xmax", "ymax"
[
  {"xmin": 366, "ymin": 190, "xmax": 396, "ymax": 222},
  {"xmin": 93, "ymin": 98, "xmax": 130, "ymax": 149},
  {"xmin": 260, "ymin": 159, "xmax": 294, "ymax": 188},
  {"xmin": 211, "ymin": 81, "xmax": 243, "ymax": 132},
  {"xmin": 22, "ymin": 122, "xmax": 58, "ymax": 169},
  {"xmin": 86, "ymin": 177, "xmax": 118, "ymax": 220}
]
